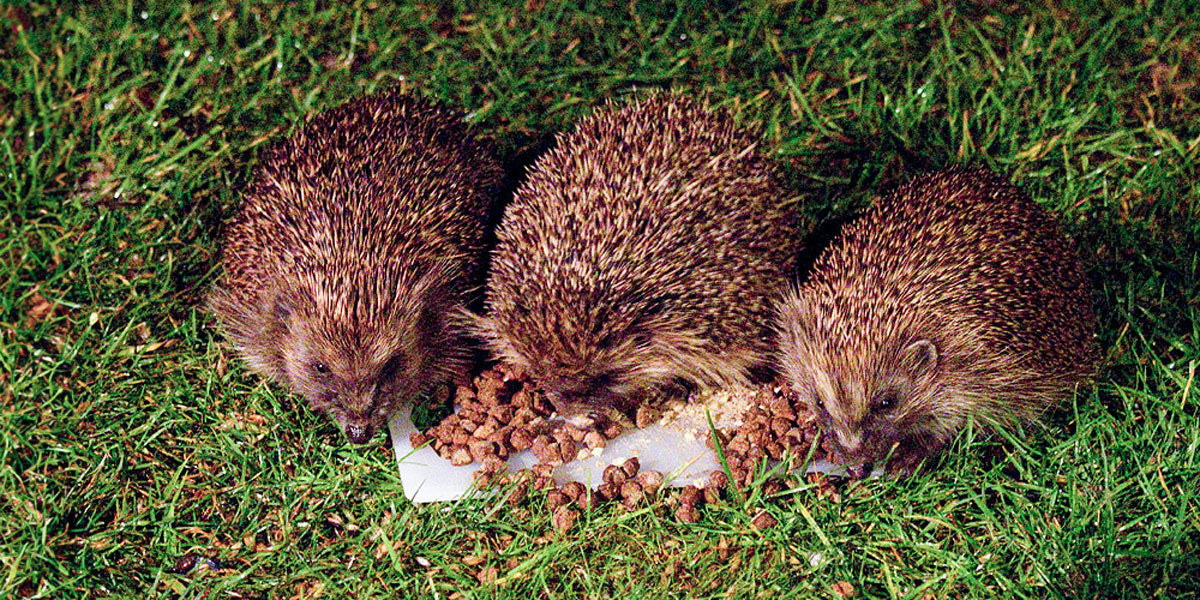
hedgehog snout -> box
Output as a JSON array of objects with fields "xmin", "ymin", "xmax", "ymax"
[
  {"xmin": 846, "ymin": 462, "xmax": 874, "ymax": 480},
  {"xmin": 343, "ymin": 422, "xmax": 376, "ymax": 444}
]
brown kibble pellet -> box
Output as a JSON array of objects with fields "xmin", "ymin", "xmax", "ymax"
[
  {"xmin": 510, "ymin": 429, "xmax": 533, "ymax": 451},
  {"xmin": 583, "ymin": 430, "xmax": 606, "ymax": 449},
  {"xmin": 473, "ymin": 421, "xmax": 497, "ymax": 440},
  {"xmin": 602, "ymin": 422, "xmax": 623, "ymax": 439},
  {"xmin": 506, "ymin": 481, "xmax": 528, "ymax": 506},
  {"xmin": 409, "ymin": 431, "xmax": 430, "ymax": 448},
  {"xmin": 531, "ymin": 436, "xmax": 562, "ymax": 464},
  {"xmin": 734, "ymin": 468, "xmax": 751, "ymax": 488},
  {"xmin": 509, "ymin": 389, "xmax": 532, "ymax": 409},
  {"xmin": 488, "ymin": 404, "xmax": 515, "ymax": 422},
  {"xmin": 468, "ymin": 439, "xmax": 497, "ymax": 462},
  {"xmin": 620, "ymin": 481, "xmax": 644, "ymax": 505},
  {"xmin": 620, "ymin": 457, "xmax": 640, "ymax": 478},
  {"xmin": 770, "ymin": 417, "xmax": 791, "ymax": 436},
  {"xmin": 708, "ymin": 470, "xmax": 729, "ymax": 490},
  {"xmin": 552, "ymin": 506, "xmax": 579, "ymax": 532},
  {"xmin": 703, "ymin": 486, "xmax": 721, "ymax": 504},
  {"xmin": 751, "ymin": 510, "xmax": 777, "ymax": 530},
  {"xmin": 560, "ymin": 481, "xmax": 586, "ymax": 502},
  {"xmin": 635, "ymin": 470, "xmax": 664, "ymax": 494},
  {"xmin": 596, "ymin": 482, "xmax": 619, "ymax": 501},
  {"xmin": 675, "ymin": 504, "xmax": 700, "ymax": 523},
  {"xmin": 531, "ymin": 463, "xmax": 554, "ymax": 478},
  {"xmin": 678, "ymin": 485, "xmax": 703, "ymax": 506},
  {"xmin": 635, "ymin": 405, "xmax": 661, "ymax": 428},
  {"xmin": 476, "ymin": 565, "xmax": 498, "ymax": 584},
  {"xmin": 449, "ymin": 446, "xmax": 472, "ymax": 466},
  {"xmin": 473, "ymin": 470, "xmax": 494, "ymax": 489},
  {"xmin": 830, "ymin": 581, "xmax": 856, "ymax": 598},
  {"xmin": 557, "ymin": 438, "xmax": 578, "ymax": 464},
  {"xmin": 763, "ymin": 480, "xmax": 785, "ymax": 496},
  {"xmin": 546, "ymin": 490, "xmax": 570, "ymax": 510},
  {"xmin": 603, "ymin": 464, "xmax": 627, "ymax": 486},
  {"xmin": 576, "ymin": 490, "xmax": 593, "ymax": 511},
  {"xmin": 769, "ymin": 397, "xmax": 795, "ymax": 419},
  {"xmin": 455, "ymin": 384, "xmax": 476, "ymax": 403}
]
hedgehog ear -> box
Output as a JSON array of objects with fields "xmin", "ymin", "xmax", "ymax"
[
  {"xmin": 271, "ymin": 289, "xmax": 312, "ymax": 327},
  {"xmin": 271, "ymin": 296, "xmax": 298, "ymax": 330},
  {"xmin": 899, "ymin": 339, "xmax": 938, "ymax": 378}
]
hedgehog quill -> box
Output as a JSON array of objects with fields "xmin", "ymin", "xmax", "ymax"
[
  {"xmin": 207, "ymin": 92, "xmax": 502, "ymax": 444},
  {"xmin": 477, "ymin": 94, "xmax": 804, "ymax": 424},
  {"xmin": 776, "ymin": 169, "xmax": 1097, "ymax": 477}
]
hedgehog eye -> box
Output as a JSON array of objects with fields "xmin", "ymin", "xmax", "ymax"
[
  {"xmin": 873, "ymin": 390, "xmax": 898, "ymax": 412},
  {"xmin": 380, "ymin": 355, "xmax": 404, "ymax": 378},
  {"xmin": 812, "ymin": 396, "xmax": 826, "ymax": 410},
  {"xmin": 589, "ymin": 372, "xmax": 613, "ymax": 390},
  {"xmin": 312, "ymin": 362, "xmax": 330, "ymax": 376}
]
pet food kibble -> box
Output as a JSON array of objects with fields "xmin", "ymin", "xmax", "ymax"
[
  {"xmin": 510, "ymin": 428, "xmax": 533, "ymax": 451},
  {"xmin": 603, "ymin": 464, "xmax": 628, "ymax": 486},
  {"xmin": 583, "ymin": 431, "xmax": 606, "ymax": 449},
  {"xmin": 449, "ymin": 446, "xmax": 473, "ymax": 466},
  {"xmin": 751, "ymin": 511, "xmax": 777, "ymax": 530},
  {"xmin": 678, "ymin": 486, "xmax": 703, "ymax": 507},
  {"xmin": 635, "ymin": 406, "xmax": 662, "ymax": 428},
  {"xmin": 635, "ymin": 471, "xmax": 664, "ymax": 494},
  {"xmin": 596, "ymin": 482, "xmax": 619, "ymax": 501},
  {"xmin": 620, "ymin": 457, "xmax": 640, "ymax": 479},
  {"xmin": 546, "ymin": 490, "xmax": 570, "ymax": 510},
  {"xmin": 620, "ymin": 481, "xmax": 644, "ymax": 506},
  {"xmin": 560, "ymin": 482, "xmax": 586, "ymax": 502},
  {"xmin": 552, "ymin": 506, "xmax": 579, "ymax": 532},
  {"xmin": 675, "ymin": 504, "xmax": 700, "ymax": 523}
]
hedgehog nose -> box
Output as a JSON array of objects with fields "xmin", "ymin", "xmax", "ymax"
[
  {"xmin": 847, "ymin": 462, "xmax": 873, "ymax": 480},
  {"xmin": 345, "ymin": 423, "xmax": 375, "ymax": 444}
]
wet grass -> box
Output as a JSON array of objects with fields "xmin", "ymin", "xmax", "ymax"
[{"xmin": 1, "ymin": 0, "xmax": 1198, "ymax": 598}]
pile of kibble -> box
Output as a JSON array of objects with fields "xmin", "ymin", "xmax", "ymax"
[
  {"xmin": 708, "ymin": 383, "xmax": 836, "ymax": 487},
  {"xmin": 409, "ymin": 365, "xmax": 623, "ymax": 467},
  {"xmin": 412, "ymin": 365, "xmax": 837, "ymax": 526}
]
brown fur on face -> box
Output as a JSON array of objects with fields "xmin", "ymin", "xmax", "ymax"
[
  {"xmin": 776, "ymin": 169, "xmax": 1098, "ymax": 476},
  {"xmin": 476, "ymin": 94, "xmax": 805, "ymax": 419},
  {"xmin": 207, "ymin": 92, "xmax": 501, "ymax": 443}
]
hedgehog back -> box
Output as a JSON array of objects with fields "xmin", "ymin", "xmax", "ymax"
[
  {"xmin": 487, "ymin": 94, "xmax": 801, "ymax": 381},
  {"xmin": 219, "ymin": 94, "xmax": 501, "ymax": 323},
  {"xmin": 800, "ymin": 169, "xmax": 1097, "ymax": 394}
]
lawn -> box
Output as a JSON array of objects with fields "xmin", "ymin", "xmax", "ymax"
[{"xmin": 2, "ymin": 0, "xmax": 1198, "ymax": 598}]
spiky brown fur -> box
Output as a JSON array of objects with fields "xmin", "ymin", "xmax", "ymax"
[
  {"xmin": 776, "ymin": 168, "xmax": 1097, "ymax": 476},
  {"xmin": 207, "ymin": 92, "xmax": 502, "ymax": 444},
  {"xmin": 476, "ymin": 94, "xmax": 804, "ymax": 419}
]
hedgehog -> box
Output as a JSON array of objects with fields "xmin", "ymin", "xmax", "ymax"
[
  {"xmin": 474, "ymin": 94, "xmax": 804, "ymax": 423},
  {"xmin": 206, "ymin": 92, "xmax": 502, "ymax": 444},
  {"xmin": 775, "ymin": 168, "xmax": 1098, "ymax": 477}
]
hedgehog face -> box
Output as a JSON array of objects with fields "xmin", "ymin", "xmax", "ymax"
[
  {"xmin": 515, "ymin": 335, "xmax": 649, "ymax": 421},
  {"xmin": 272, "ymin": 291, "xmax": 444, "ymax": 444},
  {"xmin": 792, "ymin": 339, "xmax": 940, "ymax": 478},
  {"xmin": 477, "ymin": 303, "xmax": 682, "ymax": 421}
]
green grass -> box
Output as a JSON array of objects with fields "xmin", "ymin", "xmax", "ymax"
[{"xmin": 2, "ymin": 0, "xmax": 1198, "ymax": 597}]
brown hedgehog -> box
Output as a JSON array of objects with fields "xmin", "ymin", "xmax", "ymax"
[
  {"xmin": 207, "ymin": 92, "xmax": 502, "ymax": 444},
  {"xmin": 475, "ymin": 94, "xmax": 804, "ymax": 422},
  {"xmin": 776, "ymin": 168, "xmax": 1098, "ymax": 477}
]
